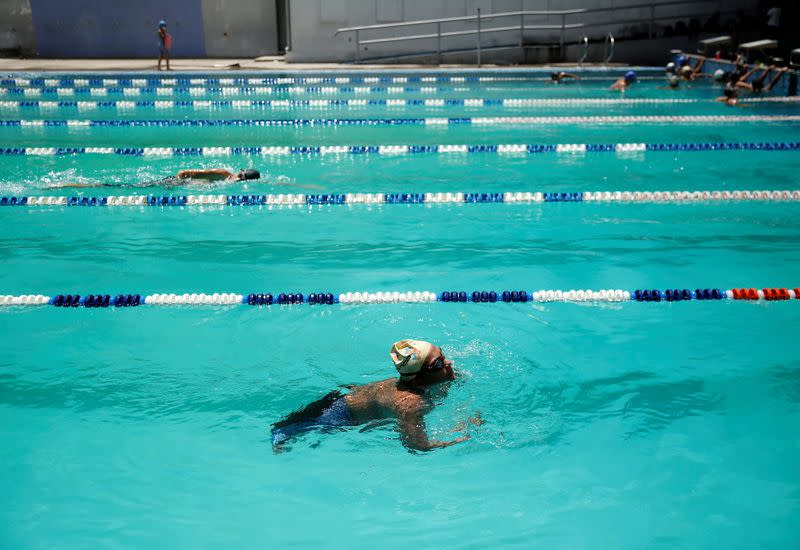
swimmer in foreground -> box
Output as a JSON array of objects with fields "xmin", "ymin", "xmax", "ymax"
[
  {"xmin": 550, "ymin": 71, "xmax": 579, "ymax": 84},
  {"xmin": 610, "ymin": 70, "xmax": 637, "ymax": 91},
  {"xmin": 271, "ymin": 339, "xmax": 483, "ymax": 452},
  {"xmin": 52, "ymin": 169, "xmax": 320, "ymax": 189}
]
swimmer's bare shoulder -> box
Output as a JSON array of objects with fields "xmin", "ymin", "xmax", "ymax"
[{"xmin": 344, "ymin": 378, "xmax": 424, "ymax": 418}]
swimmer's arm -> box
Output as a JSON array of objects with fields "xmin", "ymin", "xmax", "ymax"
[
  {"xmin": 51, "ymin": 183, "xmax": 105, "ymax": 188},
  {"xmin": 765, "ymin": 68, "xmax": 787, "ymax": 91},
  {"xmin": 398, "ymin": 411, "xmax": 469, "ymax": 452},
  {"xmin": 450, "ymin": 412, "xmax": 485, "ymax": 432},
  {"xmin": 175, "ymin": 169, "xmax": 233, "ymax": 180}
]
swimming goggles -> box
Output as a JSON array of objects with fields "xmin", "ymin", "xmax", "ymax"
[{"xmin": 425, "ymin": 355, "xmax": 446, "ymax": 372}]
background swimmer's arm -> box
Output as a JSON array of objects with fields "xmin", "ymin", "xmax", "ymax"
[
  {"xmin": 398, "ymin": 410, "xmax": 469, "ymax": 452},
  {"xmin": 176, "ymin": 169, "xmax": 233, "ymax": 180},
  {"xmin": 766, "ymin": 68, "xmax": 787, "ymax": 91}
]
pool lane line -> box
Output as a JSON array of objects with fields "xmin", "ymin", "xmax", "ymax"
[
  {"xmin": 3, "ymin": 141, "xmax": 799, "ymax": 157},
  {"xmin": 3, "ymin": 190, "xmax": 799, "ymax": 208},
  {"xmin": 2, "ymin": 97, "xmax": 798, "ymax": 110},
  {"xmin": 0, "ymin": 75, "xmax": 670, "ymax": 88},
  {"xmin": 0, "ymin": 77, "xmax": 692, "ymax": 97},
  {"xmin": 1, "ymin": 86, "xmax": 467, "ymax": 97},
  {"xmin": 1, "ymin": 288, "xmax": 797, "ymax": 308},
  {"xmin": 4, "ymin": 115, "xmax": 800, "ymax": 128}
]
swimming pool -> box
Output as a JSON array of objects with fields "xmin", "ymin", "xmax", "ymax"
[{"xmin": 1, "ymin": 68, "xmax": 799, "ymax": 548}]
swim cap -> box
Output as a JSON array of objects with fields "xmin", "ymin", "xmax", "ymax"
[
  {"xmin": 624, "ymin": 70, "xmax": 637, "ymax": 82},
  {"xmin": 676, "ymin": 54, "xmax": 687, "ymax": 66},
  {"xmin": 679, "ymin": 65, "xmax": 692, "ymax": 76},
  {"xmin": 713, "ymin": 69, "xmax": 725, "ymax": 81},
  {"xmin": 666, "ymin": 62, "xmax": 676, "ymax": 73},
  {"xmin": 240, "ymin": 168, "xmax": 260, "ymax": 180},
  {"xmin": 667, "ymin": 74, "xmax": 680, "ymax": 88},
  {"xmin": 159, "ymin": 20, "xmax": 166, "ymax": 27},
  {"xmin": 390, "ymin": 339, "xmax": 434, "ymax": 381}
]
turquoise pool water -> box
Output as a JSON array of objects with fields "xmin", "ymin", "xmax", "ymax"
[{"xmin": 1, "ymin": 69, "xmax": 799, "ymax": 548}]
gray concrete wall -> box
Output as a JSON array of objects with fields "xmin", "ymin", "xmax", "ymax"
[
  {"xmin": 0, "ymin": 0, "xmax": 278, "ymax": 58},
  {"xmin": 0, "ymin": 0, "xmax": 35, "ymax": 56},
  {"xmin": 286, "ymin": 0, "xmax": 760, "ymax": 63},
  {"xmin": 201, "ymin": 0, "xmax": 279, "ymax": 57}
]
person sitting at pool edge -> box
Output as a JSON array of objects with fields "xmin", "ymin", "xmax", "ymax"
[
  {"xmin": 271, "ymin": 339, "xmax": 483, "ymax": 452},
  {"xmin": 610, "ymin": 70, "xmax": 636, "ymax": 91}
]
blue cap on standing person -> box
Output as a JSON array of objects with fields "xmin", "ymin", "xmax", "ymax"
[
  {"xmin": 159, "ymin": 20, "xmax": 166, "ymax": 28},
  {"xmin": 624, "ymin": 70, "xmax": 637, "ymax": 82}
]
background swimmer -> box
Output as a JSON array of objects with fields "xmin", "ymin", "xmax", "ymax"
[
  {"xmin": 610, "ymin": 70, "xmax": 637, "ymax": 91},
  {"xmin": 734, "ymin": 65, "xmax": 787, "ymax": 94},
  {"xmin": 550, "ymin": 71, "xmax": 579, "ymax": 83}
]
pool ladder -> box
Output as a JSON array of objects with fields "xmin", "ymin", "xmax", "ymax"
[
  {"xmin": 603, "ymin": 33, "xmax": 615, "ymax": 67},
  {"xmin": 577, "ymin": 36, "xmax": 588, "ymax": 69}
]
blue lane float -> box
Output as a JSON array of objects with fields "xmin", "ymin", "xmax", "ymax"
[
  {"xmin": 2, "ymin": 97, "xmax": 798, "ymax": 111},
  {"xmin": 2, "ymin": 287, "xmax": 798, "ymax": 308},
  {"xmin": 5, "ymin": 189, "xmax": 799, "ymax": 209},
  {"xmin": 3, "ymin": 141, "xmax": 799, "ymax": 158},
  {"xmin": 0, "ymin": 75, "xmax": 658, "ymax": 88},
  {"xmin": 4, "ymin": 115, "xmax": 800, "ymax": 128}
]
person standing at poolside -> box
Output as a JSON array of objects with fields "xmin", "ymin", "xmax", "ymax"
[
  {"xmin": 157, "ymin": 20, "xmax": 172, "ymax": 71},
  {"xmin": 271, "ymin": 339, "xmax": 483, "ymax": 452}
]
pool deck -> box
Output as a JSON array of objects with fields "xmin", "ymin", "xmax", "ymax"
[{"xmin": 0, "ymin": 57, "xmax": 629, "ymax": 73}]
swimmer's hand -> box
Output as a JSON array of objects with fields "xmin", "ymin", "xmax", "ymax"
[{"xmin": 451, "ymin": 412, "xmax": 485, "ymax": 432}]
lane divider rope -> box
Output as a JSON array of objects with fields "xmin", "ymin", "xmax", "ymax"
[
  {"xmin": 2, "ymin": 97, "xmax": 798, "ymax": 110},
  {"xmin": 2, "ymin": 190, "xmax": 798, "ymax": 208},
  {"xmin": 1, "ymin": 86, "xmax": 472, "ymax": 97},
  {"xmin": 0, "ymin": 75, "xmax": 666, "ymax": 87},
  {"xmin": 0, "ymin": 78, "xmax": 741, "ymax": 96},
  {"xmin": 3, "ymin": 115, "xmax": 800, "ymax": 127},
  {"xmin": 0, "ymin": 287, "xmax": 797, "ymax": 307},
  {"xmin": 2, "ymin": 141, "xmax": 798, "ymax": 157}
]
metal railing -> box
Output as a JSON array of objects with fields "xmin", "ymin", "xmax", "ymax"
[
  {"xmin": 336, "ymin": 9, "xmax": 585, "ymax": 64},
  {"xmin": 577, "ymin": 36, "xmax": 589, "ymax": 68},
  {"xmin": 604, "ymin": 33, "xmax": 615, "ymax": 66},
  {"xmin": 335, "ymin": 0, "xmax": 748, "ymax": 64}
]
